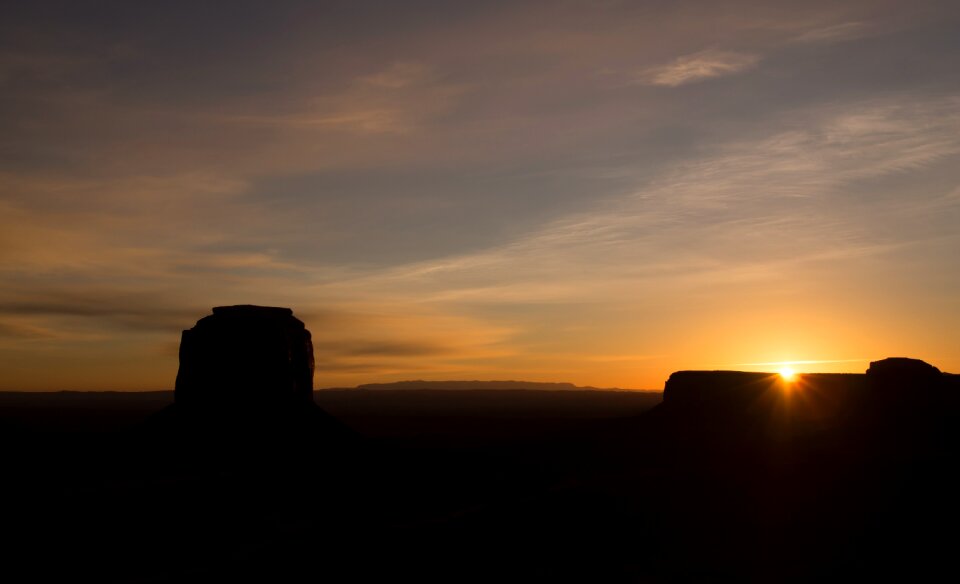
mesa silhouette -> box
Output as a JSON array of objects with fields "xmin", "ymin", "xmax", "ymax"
[
  {"xmin": 144, "ymin": 305, "xmax": 352, "ymax": 445},
  {"xmin": 664, "ymin": 356, "xmax": 960, "ymax": 416}
]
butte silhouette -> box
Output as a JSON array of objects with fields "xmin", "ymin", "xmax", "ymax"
[{"xmin": 147, "ymin": 305, "xmax": 352, "ymax": 447}]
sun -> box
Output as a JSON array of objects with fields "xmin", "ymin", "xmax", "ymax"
[{"xmin": 778, "ymin": 367, "xmax": 796, "ymax": 382}]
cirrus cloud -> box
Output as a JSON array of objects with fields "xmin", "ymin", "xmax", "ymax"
[{"xmin": 642, "ymin": 49, "xmax": 760, "ymax": 87}]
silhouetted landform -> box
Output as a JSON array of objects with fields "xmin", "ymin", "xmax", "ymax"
[
  {"xmin": 866, "ymin": 356, "xmax": 948, "ymax": 404},
  {"xmin": 147, "ymin": 305, "xmax": 350, "ymax": 442},
  {"xmin": 175, "ymin": 305, "xmax": 314, "ymax": 409},
  {"xmin": 5, "ymin": 353, "xmax": 960, "ymax": 582},
  {"xmin": 663, "ymin": 357, "xmax": 959, "ymax": 417},
  {"xmin": 665, "ymin": 370, "xmax": 783, "ymax": 407},
  {"xmin": 352, "ymin": 380, "xmax": 645, "ymax": 391},
  {"xmin": 868, "ymin": 356, "xmax": 941, "ymax": 377},
  {"xmin": 602, "ymin": 357, "xmax": 960, "ymax": 580}
]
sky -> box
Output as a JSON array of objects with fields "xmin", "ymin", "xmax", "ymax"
[{"xmin": 1, "ymin": 0, "xmax": 959, "ymax": 390}]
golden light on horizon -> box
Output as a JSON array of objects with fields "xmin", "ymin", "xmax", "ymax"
[{"xmin": 778, "ymin": 367, "xmax": 797, "ymax": 382}]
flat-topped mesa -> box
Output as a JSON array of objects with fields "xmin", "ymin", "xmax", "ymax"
[
  {"xmin": 174, "ymin": 305, "xmax": 315, "ymax": 412},
  {"xmin": 866, "ymin": 357, "xmax": 941, "ymax": 381},
  {"xmin": 661, "ymin": 358, "xmax": 950, "ymax": 416},
  {"xmin": 866, "ymin": 357, "xmax": 944, "ymax": 407},
  {"xmin": 663, "ymin": 371, "xmax": 779, "ymax": 409}
]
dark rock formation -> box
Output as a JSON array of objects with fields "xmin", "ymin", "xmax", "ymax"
[
  {"xmin": 866, "ymin": 356, "xmax": 941, "ymax": 384},
  {"xmin": 662, "ymin": 371, "xmax": 780, "ymax": 410},
  {"xmin": 175, "ymin": 305, "xmax": 315, "ymax": 411},
  {"xmin": 865, "ymin": 357, "xmax": 944, "ymax": 410},
  {"xmin": 146, "ymin": 305, "xmax": 353, "ymax": 447},
  {"xmin": 616, "ymin": 357, "xmax": 960, "ymax": 582},
  {"xmin": 662, "ymin": 358, "xmax": 951, "ymax": 421}
]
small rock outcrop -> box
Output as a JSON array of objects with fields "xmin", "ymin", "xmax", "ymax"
[{"xmin": 174, "ymin": 305, "xmax": 315, "ymax": 411}]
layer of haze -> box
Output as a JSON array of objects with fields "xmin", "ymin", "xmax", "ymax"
[{"xmin": 2, "ymin": 1, "xmax": 959, "ymax": 390}]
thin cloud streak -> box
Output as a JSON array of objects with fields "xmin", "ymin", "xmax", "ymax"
[
  {"xmin": 642, "ymin": 49, "xmax": 760, "ymax": 87},
  {"xmin": 793, "ymin": 21, "xmax": 871, "ymax": 44},
  {"xmin": 731, "ymin": 359, "xmax": 869, "ymax": 367}
]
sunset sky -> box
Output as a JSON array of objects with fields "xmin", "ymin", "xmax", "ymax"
[{"xmin": 2, "ymin": 1, "xmax": 959, "ymax": 390}]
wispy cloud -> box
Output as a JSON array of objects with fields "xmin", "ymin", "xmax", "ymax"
[
  {"xmin": 0, "ymin": 290, "xmax": 203, "ymax": 333},
  {"xmin": 208, "ymin": 61, "xmax": 463, "ymax": 135},
  {"xmin": 0, "ymin": 319, "xmax": 67, "ymax": 341},
  {"xmin": 794, "ymin": 21, "xmax": 871, "ymax": 44},
  {"xmin": 359, "ymin": 62, "xmax": 431, "ymax": 89},
  {"xmin": 321, "ymin": 95, "xmax": 960, "ymax": 309},
  {"xmin": 642, "ymin": 49, "xmax": 760, "ymax": 87},
  {"xmin": 306, "ymin": 306, "xmax": 519, "ymax": 379},
  {"xmin": 313, "ymin": 339, "xmax": 455, "ymax": 358}
]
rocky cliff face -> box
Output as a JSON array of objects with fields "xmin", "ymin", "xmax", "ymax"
[{"xmin": 174, "ymin": 305, "xmax": 315, "ymax": 411}]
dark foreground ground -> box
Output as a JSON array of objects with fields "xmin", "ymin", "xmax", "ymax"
[{"xmin": 3, "ymin": 383, "xmax": 959, "ymax": 582}]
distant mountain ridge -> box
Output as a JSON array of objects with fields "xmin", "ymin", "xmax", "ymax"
[{"xmin": 345, "ymin": 380, "xmax": 648, "ymax": 392}]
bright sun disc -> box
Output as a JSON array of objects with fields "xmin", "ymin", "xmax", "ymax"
[{"xmin": 779, "ymin": 367, "xmax": 796, "ymax": 382}]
